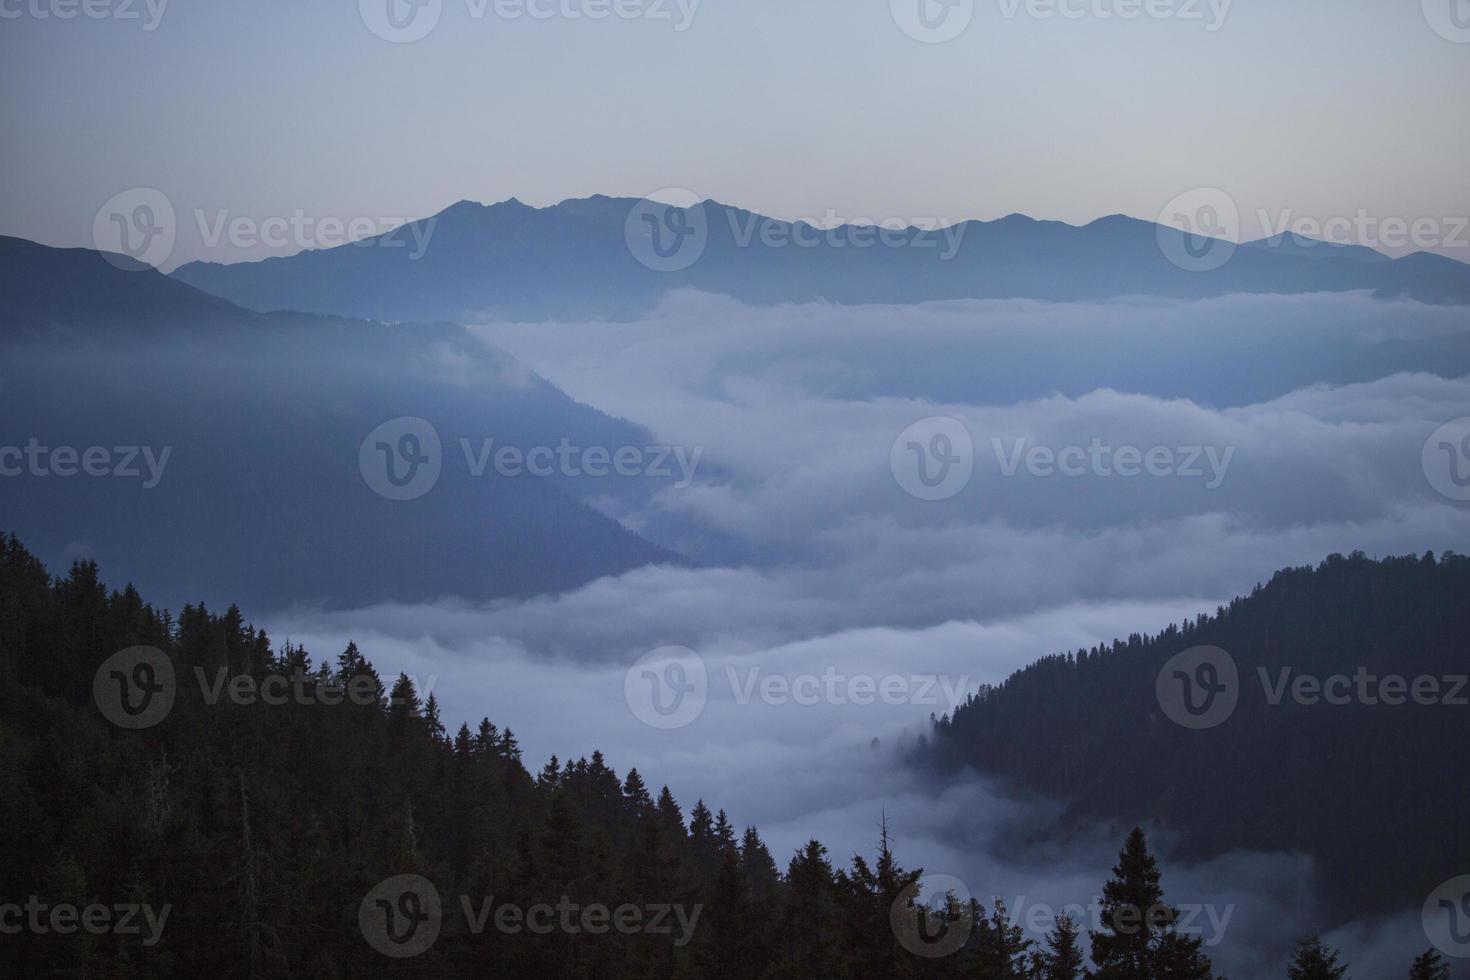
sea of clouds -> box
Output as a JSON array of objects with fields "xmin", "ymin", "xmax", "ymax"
[{"xmin": 272, "ymin": 290, "xmax": 1470, "ymax": 975}]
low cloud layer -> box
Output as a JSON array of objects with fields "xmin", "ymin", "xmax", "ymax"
[{"xmin": 273, "ymin": 292, "xmax": 1470, "ymax": 975}]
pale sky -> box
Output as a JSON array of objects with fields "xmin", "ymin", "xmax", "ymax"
[{"xmin": 2, "ymin": 0, "xmax": 1468, "ymax": 268}]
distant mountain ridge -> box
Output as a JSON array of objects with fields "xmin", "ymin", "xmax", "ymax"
[
  {"xmin": 0, "ymin": 236, "xmax": 679, "ymax": 611},
  {"xmin": 168, "ymin": 196, "xmax": 1470, "ymax": 323}
]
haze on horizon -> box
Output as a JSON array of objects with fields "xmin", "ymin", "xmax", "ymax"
[{"xmin": 2, "ymin": 0, "xmax": 1469, "ymax": 269}]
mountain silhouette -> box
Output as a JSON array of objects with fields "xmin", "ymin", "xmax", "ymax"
[
  {"xmin": 0, "ymin": 236, "xmax": 679, "ymax": 611},
  {"xmin": 168, "ymin": 196, "xmax": 1470, "ymax": 323}
]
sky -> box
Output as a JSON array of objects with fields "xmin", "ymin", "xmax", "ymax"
[{"xmin": 2, "ymin": 0, "xmax": 1469, "ymax": 267}]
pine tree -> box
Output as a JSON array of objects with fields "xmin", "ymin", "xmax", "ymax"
[
  {"xmin": 1091, "ymin": 828, "xmax": 1215, "ymax": 980},
  {"xmin": 1040, "ymin": 913, "xmax": 1084, "ymax": 980},
  {"xmin": 1407, "ymin": 949, "xmax": 1449, "ymax": 980},
  {"xmin": 1286, "ymin": 937, "xmax": 1348, "ymax": 980}
]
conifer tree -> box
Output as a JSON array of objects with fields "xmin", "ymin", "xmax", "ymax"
[
  {"xmin": 1286, "ymin": 937, "xmax": 1348, "ymax": 980},
  {"xmin": 1091, "ymin": 828, "xmax": 1215, "ymax": 980},
  {"xmin": 1407, "ymin": 949, "xmax": 1449, "ymax": 980},
  {"xmin": 1040, "ymin": 913, "xmax": 1084, "ymax": 980}
]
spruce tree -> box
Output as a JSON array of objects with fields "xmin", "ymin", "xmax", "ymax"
[
  {"xmin": 1091, "ymin": 828, "xmax": 1215, "ymax": 980},
  {"xmin": 1040, "ymin": 913, "xmax": 1084, "ymax": 980},
  {"xmin": 1286, "ymin": 937, "xmax": 1348, "ymax": 980},
  {"xmin": 1407, "ymin": 949, "xmax": 1449, "ymax": 980}
]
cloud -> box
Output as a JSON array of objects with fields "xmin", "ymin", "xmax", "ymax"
[{"xmin": 270, "ymin": 293, "xmax": 1470, "ymax": 975}]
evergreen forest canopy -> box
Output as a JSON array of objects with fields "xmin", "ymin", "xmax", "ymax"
[{"xmin": 0, "ymin": 533, "xmax": 1458, "ymax": 978}]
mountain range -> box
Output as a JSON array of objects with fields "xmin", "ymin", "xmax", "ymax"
[
  {"xmin": 168, "ymin": 197, "xmax": 1470, "ymax": 323},
  {"xmin": 0, "ymin": 235, "xmax": 678, "ymax": 613}
]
